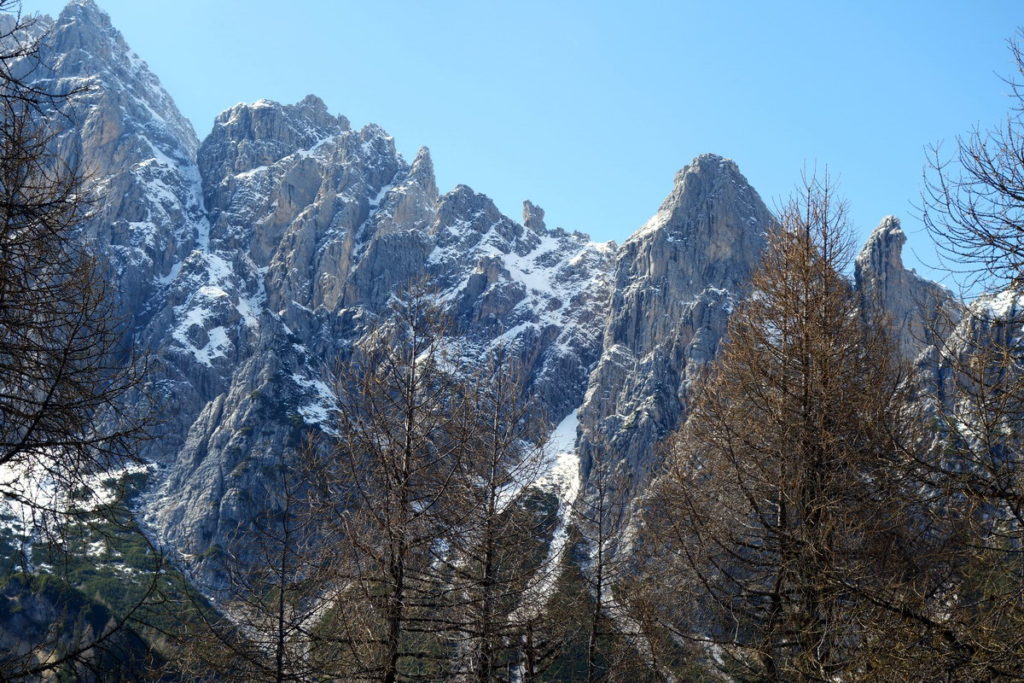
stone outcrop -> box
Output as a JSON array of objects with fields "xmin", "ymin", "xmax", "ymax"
[
  {"xmin": 577, "ymin": 154, "xmax": 773, "ymax": 492},
  {"xmin": 855, "ymin": 216, "xmax": 963, "ymax": 362}
]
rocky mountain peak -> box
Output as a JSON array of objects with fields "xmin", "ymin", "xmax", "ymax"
[
  {"xmin": 674, "ymin": 152, "xmax": 740, "ymax": 193},
  {"xmin": 522, "ymin": 200, "xmax": 546, "ymax": 234},
  {"xmin": 578, "ymin": 153, "xmax": 772, "ymax": 498},
  {"xmin": 637, "ymin": 153, "xmax": 768, "ymax": 245},
  {"xmin": 40, "ymin": 0, "xmax": 198, "ymax": 159},
  {"xmin": 436, "ymin": 184, "xmax": 504, "ymax": 233},
  {"xmin": 199, "ymin": 96, "xmax": 350, "ymax": 186},
  {"xmin": 58, "ymin": 0, "xmax": 109, "ymax": 30},
  {"xmin": 406, "ymin": 146, "xmax": 438, "ymax": 199},
  {"xmin": 622, "ymin": 153, "xmax": 771, "ymax": 311},
  {"xmin": 858, "ymin": 215, "xmax": 907, "ymax": 276},
  {"xmin": 366, "ymin": 145, "xmax": 437, "ymax": 236},
  {"xmin": 672, "ymin": 152, "xmax": 736, "ymax": 185},
  {"xmin": 12, "ymin": 0, "xmax": 208, "ymax": 343}
]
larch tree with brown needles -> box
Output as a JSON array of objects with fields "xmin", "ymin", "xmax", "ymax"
[{"xmin": 644, "ymin": 177, "xmax": 933, "ymax": 681}]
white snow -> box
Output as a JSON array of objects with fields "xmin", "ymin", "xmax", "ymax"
[
  {"xmin": 536, "ymin": 409, "xmax": 582, "ymax": 502},
  {"xmin": 168, "ymin": 247, "xmax": 267, "ymax": 365},
  {"xmin": 0, "ymin": 461, "xmax": 154, "ymax": 563},
  {"xmin": 291, "ymin": 373, "xmax": 340, "ymax": 434},
  {"xmin": 234, "ymin": 163, "xmax": 270, "ymax": 180},
  {"xmin": 192, "ymin": 326, "xmax": 230, "ymax": 366},
  {"xmin": 171, "ymin": 284, "xmax": 234, "ymax": 367},
  {"xmin": 513, "ymin": 410, "xmax": 583, "ymax": 615},
  {"xmin": 197, "ymin": 285, "xmax": 229, "ymax": 299},
  {"xmin": 629, "ymin": 208, "xmax": 672, "ymax": 243},
  {"xmin": 236, "ymin": 293, "xmax": 262, "ymax": 329},
  {"xmin": 370, "ymin": 183, "xmax": 393, "ymax": 208},
  {"xmin": 977, "ymin": 288, "xmax": 1024, "ymax": 320},
  {"xmin": 204, "ymin": 252, "xmax": 234, "ymax": 283},
  {"xmin": 155, "ymin": 260, "xmax": 182, "ymax": 286},
  {"xmin": 426, "ymin": 217, "xmax": 613, "ymax": 361}
]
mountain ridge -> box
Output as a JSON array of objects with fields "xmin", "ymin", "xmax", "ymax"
[{"xmin": 10, "ymin": 1, "xmax": 965, "ymax": 583}]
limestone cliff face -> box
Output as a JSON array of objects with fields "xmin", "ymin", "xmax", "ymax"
[
  {"xmin": 31, "ymin": 0, "xmax": 205, "ymax": 333},
  {"xmin": 144, "ymin": 93, "xmax": 616, "ymax": 555},
  {"xmin": 855, "ymin": 216, "xmax": 962, "ymax": 362},
  {"xmin": 144, "ymin": 90, "xmax": 617, "ymax": 556},
  {"xmin": 10, "ymin": 2, "xmax": 619, "ymax": 565},
  {"xmin": 577, "ymin": 154, "xmax": 772, "ymax": 490}
]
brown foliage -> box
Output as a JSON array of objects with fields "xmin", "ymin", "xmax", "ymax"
[
  {"xmin": 0, "ymin": 3, "xmax": 156, "ymax": 679},
  {"xmin": 643, "ymin": 176, "xmax": 939, "ymax": 681}
]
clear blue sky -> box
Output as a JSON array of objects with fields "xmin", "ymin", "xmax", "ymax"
[{"xmin": 28, "ymin": 1, "xmax": 1024, "ymax": 285}]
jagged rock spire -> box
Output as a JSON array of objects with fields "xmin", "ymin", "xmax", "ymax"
[
  {"xmin": 855, "ymin": 215, "xmax": 961, "ymax": 361},
  {"xmin": 523, "ymin": 200, "xmax": 546, "ymax": 233}
]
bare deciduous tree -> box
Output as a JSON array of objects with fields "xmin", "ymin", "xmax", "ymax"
[
  {"xmin": 0, "ymin": 2, "xmax": 145, "ymax": 502},
  {"xmin": 570, "ymin": 447, "xmax": 652, "ymax": 683},
  {"xmin": 437, "ymin": 353, "xmax": 555, "ymax": 681},
  {"xmin": 0, "ymin": 3, "xmax": 156, "ymax": 678},
  {"xmin": 172, "ymin": 459, "xmax": 335, "ymax": 682},
  {"xmin": 923, "ymin": 29, "xmax": 1024, "ymax": 294},
  {"xmin": 304, "ymin": 290, "xmax": 468, "ymax": 681},
  {"xmin": 918, "ymin": 27, "xmax": 1024, "ymax": 678}
]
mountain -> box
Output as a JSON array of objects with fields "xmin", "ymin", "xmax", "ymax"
[
  {"xmin": 18, "ymin": 0, "xmax": 616, "ymax": 567},
  {"xmin": 9, "ymin": 0, "xmax": 963, "ymax": 585},
  {"xmin": 855, "ymin": 215, "xmax": 962, "ymax": 362},
  {"xmin": 576, "ymin": 154, "xmax": 773, "ymax": 506}
]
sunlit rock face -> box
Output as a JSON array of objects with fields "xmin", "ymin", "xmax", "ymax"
[
  {"xmin": 576, "ymin": 153, "xmax": 773, "ymax": 496},
  {"xmin": 855, "ymin": 215, "xmax": 962, "ymax": 363},
  {"xmin": 27, "ymin": 1, "xmax": 615, "ymax": 567}
]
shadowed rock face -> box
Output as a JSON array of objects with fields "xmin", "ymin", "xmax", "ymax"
[
  {"xmin": 577, "ymin": 154, "xmax": 773, "ymax": 494},
  {"xmin": 18, "ymin": 1, "xmax": 961, "ymax": 577}
]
